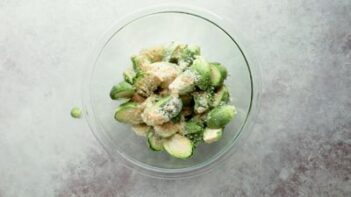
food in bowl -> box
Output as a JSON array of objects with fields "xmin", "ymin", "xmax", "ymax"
[{"xmin": 109, "ymin": 42, "xmax": 237, "ymax": 159}]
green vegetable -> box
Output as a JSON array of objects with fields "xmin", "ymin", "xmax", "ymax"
[
  {"xmin": 211, "ymin": 85, "xmax": 230, "ymax": 107},
  {"xmin": 141, "ymin": 96, "xmax": 183, "ymax": 126},
  {"xmin": 193, "ymin": 91, "xmax": 212, "ymax": 114},
  {"xmin": 134, "ymin": 73, "xmax": 161, "ymax": 97},
  {"xmin": 163, "ymin": 41, "xmax": 181, "ymax": 62},
  {"xmin": 123, "ymin": 69, "xmax": 136, "ymax": 84},
  {"xmin": 185, "ymin": 44, "xmax": 201, "ymax": 58},
  {"xmin": 163, "ymin": 134, "xmax": 193, "ymax": 159},
  {"xmin": 132, "ymin": 124, "xmax": 151, "ymax": 137},
  {"xmin": 209, "ymin": 63, "xmax": 228, "ymax": 87},
  {"xmin": 110, "ymin": 81, "xmax": 135, "ymax": 100},
  {"xmin": 110, "ymin": 42, "xmax": 236, "ymax": 158},
  {"xmin": 203, "ymin": 128, "xmax": 223, "ymax": 143},
  {"xmin": 70, "ymin": 107, "xmax": 81, "ymax": 118},
  {"xmin": 131, "ymin": 55, "xmax": 150, "ymax": 72},
  {"xmin": 191, "ymin": 56, "xmax": 211, "ymax": 90},
  {"xmin": 147, "ymin": 131, "xmax": 164, "ymax": 151},
  {"xmin": 147, "ymin": 62, "xmax": 180, "ymax": 88},
  {"xmin": 207, "ymin": 105, "xmax": 237, "ymax": 128},
  {"xmin": 184, "ymin": 121, "xmax": 203, "ymax": 134},
  {"xmin": 114, "ymin": 101, "xmax": 143, "ymax": 124},
  {"xmin": 141, "ymin": 46, "xmax": 165, "ymax": 62},
  {"xmin": 164, "ymin": 42, "xmax": 200, "ymax": 67},
  {"xmin": 156, "ymin": 96, "xmax": 183, "ymax": 117},
  {"xmin": 179, "ymin": 44, "xmax": 201, "ymax": 66},
  {"xmin": 169, "ymin": 69, "xmax": 197, "ymax": 95},
  {"xmin": 153, "ymin": 121, "xmax": 179, "ymax": 138}
]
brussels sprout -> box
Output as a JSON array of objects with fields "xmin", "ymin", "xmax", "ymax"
[
  {"xmin": 184, "ymin": 121, "xmax": 203, "ymax": 134},
  {"xmin": 110, "ymin": 81, "xmax": 135, "ymax": 100},
  {"xmin": 134, "ymin": 73, "xmax": 161, "ymax": 97},
  {"xmin": 147, "ymin": 131, "xmax": 164, "ymax": 151},
  {"xmin": 154, "ymin": 121, "xmax": 180, "ymax": 138},
  {"xmin": 156, "ymin": 96, "xmax": 183, "ymax": 117},
  {"xmin": 184, "ymin": 44, "xmax": 201, "ymax": 58},
  {"xmin": 131, "ymin": 55, "xmax": 151, "ymax": 72},
  {"xmin": 114, "ymin": 101, "xmax": 143, "ymax": 124},
  {"xmin": 123, "ymin": 68, "xmax": 136, "ymax": 84},
  {"xmin": 203, "ymin": 128, "xmax": 223, "ymax": 143},
  {"xmin": 70, "ymin": 107, "xmax": 81, "ymax": 118},
  {"xmin": 147, "ymin": 62, "xmax": 180, "ymax": 88},
  {"xmin": 163, "ymin": 134, "xmax": 193, "ymax": 159},
  {"xmin": 169, "ymin": 69, "xmax": 197, "ymax": 95},
  {"xmin": 209, "ymin": 62, "xmax": 228, "ymax": 87},
  {"xmin": 141, "ymin": 96, "xmax": 183, "ymax": 126},
  {"xmin": 193, "ymin": 91, "xmax": 212, "ymax": 114},
  {"xmin": 164, "ymin": 42, "xmax": 200, "ymax": 67},
  {"xmin": 178, "ymin": 44, "xmax": 201, "ymax": 67},
  {"xmin": 191, "ymin": 56, "xmax": 211, "ymax": 90},
  {"xmin": 207, "ymin": 105, "xmax": 237, "ymax": 128},
  {"xmin": 163, "ymin": 42, "xmax": 186, "ymax": 63},
  {"xmin": 139, "ymin": 94, "xmax": 160, "ymax": 109},
  {"xmin": 132, "ymin": 124, "xmax": 151, "ymax": 137},
  {"xmin": 141, "ymin": 46, "xmax": 165, "ymax": 63},
  {"xmin": 211, "ymin": 85, "xmax": 230, "ymax": 107}
]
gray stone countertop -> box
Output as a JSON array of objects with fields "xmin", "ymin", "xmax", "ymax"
[{"xmin": 0, "ymin": 0, "xmax": 350, "ymax": 196}]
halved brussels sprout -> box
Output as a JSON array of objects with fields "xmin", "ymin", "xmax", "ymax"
[
  {"xmin": 114, "ymin": 101, "xmax": 143, "ymax": 124},
  {"xmin": 134, "ymin": 73, "xmax": 161, "ymax": 97},
  {"xmin": 147, "ymin": 62, "xmax": 180, "ymax": 88},
  {"xmin": 193, "ymin": 91, "xmax": 212, "ymax": 114},
  {"xmin": 209, "ymin": 62, "xmax": 228, "ymax": 87},
  {"xmin": 203, "ymin": 128, "xmax": 223, "ymax": 143},
  {"xmin": 169, "ymin": 69, "xmax": 197, "ymax": 95},
  {"xmin": 132, "ymin": 124, "xmax": 151, "ymax": 137},
  {"xmin": 141, "ymin": 46, "xmax": 165, "ymax": 63},
  {"xmin": 206, "ymin": 105, "xmax": 237, "ymax": 128},
  {"xmin": 147, "ymin": 131, "xmax": 164, "ymax": 151},
  {"xmin": 163, "ymin": 134, "xmax": 193, "ymax": 159},
  {"xmin": 131, "ymin": 55, "xmax": 151, "ymax": 72},
  {"xmin": 123, "ymin": 68, "xmax": 136, "ymax": 84},
  {"xmin": 110, "ymin": 81, "xmax": 135, "ymax": 100},
  {"xmin": 191, "ymin": 56, "xmax": 211, "ymax": 90},
  {"xmin": 163, "ymin": 42, "xmax": 200, "ymax": 67},
  {"xmin": 153, "ymin": 121, "xmax": 180, "ymax": 138},
  {"xmin": 211, "ymin": 85, "xmax": 230, "ymax": 107},
  {"xmin": 141, "ymin": 96, "xmax": 183, "ymax": 126}
]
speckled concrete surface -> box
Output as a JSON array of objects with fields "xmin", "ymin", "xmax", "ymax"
[{"xmin": 0, "ymin": 0, "xmax": 350, "ymax": 196}]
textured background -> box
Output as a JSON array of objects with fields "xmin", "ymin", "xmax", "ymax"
[{"xmin": 0, "ymin": 0, "xmax": 350, "ymax": 196}]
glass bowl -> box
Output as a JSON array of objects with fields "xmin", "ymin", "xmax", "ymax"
[{"xmin": 82, "ymin": 5, "xmax": 261, "ymax": 179}]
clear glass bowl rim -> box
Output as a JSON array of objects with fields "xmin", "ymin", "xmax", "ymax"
[{"xmin": 82, "ymin": 4, "xmax": 262, "ymax": 179}]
